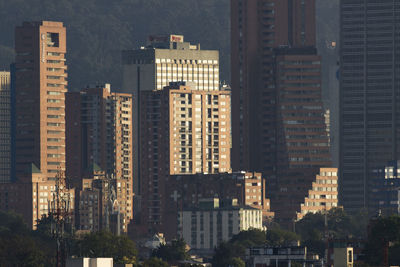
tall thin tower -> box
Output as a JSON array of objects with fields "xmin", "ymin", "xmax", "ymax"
[{"xmin": 14, "ymin": 21, "xmax": 67, "ymax": 180}]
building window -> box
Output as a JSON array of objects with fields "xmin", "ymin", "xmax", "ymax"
[{"xmin": 46, "ymin": 33, "xmax": 59, "ymax": 47}]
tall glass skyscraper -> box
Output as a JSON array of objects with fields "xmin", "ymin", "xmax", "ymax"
[{"xmin": 340, "ymin": 0, "xmax": 400, "ymax": 212}]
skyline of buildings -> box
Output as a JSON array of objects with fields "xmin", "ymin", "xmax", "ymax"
[{"xmin": 0, "ymin": 0, "xmax": 397, "ymax": 244}]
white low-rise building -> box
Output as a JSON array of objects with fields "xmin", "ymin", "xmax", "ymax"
[{"xmin": 178, "ymin": 198, "xmax": 265, "ymax": 250}]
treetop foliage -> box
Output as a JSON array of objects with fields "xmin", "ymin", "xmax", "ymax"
[{"xmin": 152, "ymin": 238, "xmax": 189, "ymax": 262}]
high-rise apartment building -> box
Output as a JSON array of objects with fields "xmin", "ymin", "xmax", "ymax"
[
  {"xmin": 0, "ymin": 71, "xmax": 11, "ymax": 182},
  {"xmin": 66, "ymin": 84, "xmax": 133, "ymax": 187},
  {"xmin": 339, "ymin": 0, "xmax": 400, "ymax": 212},
  {"xmin": 66, "ymin": 85, "xmax": 133, "ymax": 229},
  {"xmin": 138, "ymin": 81, "xmax": 231, "ymax": 234},
  {"xmin": 121, "ymin": 35, "xmax": 219, "ymax": 203},
  {"xmin": 0, "ymin": 21, "xmax": 75, "ymax": 229},
  {"xmin": 231, "ymin": 0, "xmax": 331, "ymax": 223},
  {"xmin": 14, "ymin": 21, "xmax": 67, "ymax": 180}
]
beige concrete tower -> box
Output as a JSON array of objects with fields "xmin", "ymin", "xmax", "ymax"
[{"xmin": 15, "ymin": 21, "xmax": 67, "ymax": 180}]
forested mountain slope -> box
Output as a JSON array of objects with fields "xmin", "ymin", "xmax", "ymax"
[{"xmin": 0, "ymin": 0, "xmax": 338, "ymax": 90}]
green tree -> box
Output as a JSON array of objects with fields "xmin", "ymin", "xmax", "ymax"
[
  {"xmin": 152, "ymin": 238, "xmax": 189, "ymax": 262},
  {"xmin": 230, "ymin": 228, "xmax": 267, "ymax": 246},
  {"xmin": 0, "ymin": 234, "xmax": 47, "ymax": 266},
  {"xmin": 364, "ymin": 215, "xmax": 400, "ymax": 266},
  {"xmin": 77, "ymin": 231, "xmax": 137, "ymax": 264},
  {"xmin": 295, "ymin": 208, "xmax": 368, "ymax": 257},
  {"xmin": 142, "ymin": 257, "xmax": 169, "ymax": 267},
  {"xmin": 0, "ymin": 211, "xmax": 54, "ymax": 266},
  {"xmin": 212, "ymin": 229, "xmax": 266, "ymax": 267},
  {"xmin": 226, "ymin": 257, "xmax": 245, "ymax": 267},
  {"xmin": 266, "ymin": 227, "xmax": 300, "ymax": 246}
]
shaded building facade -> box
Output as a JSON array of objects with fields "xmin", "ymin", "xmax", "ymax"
[
  {"xmin": 0, "ymin": 71, "xmax": 11, "ymax": 182},
  {"xmin": 339, "ymin": 0, "xmax": 400, "ymax": 211},
  {"xmin": 370, "ymin": 160, "xmax": 400, "ymax": 216},
  {"xmin": 231, "ymin": 0, "xmax": 331, "ymax": 223}
]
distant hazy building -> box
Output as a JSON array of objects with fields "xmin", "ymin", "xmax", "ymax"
[
  {"xmin": 179, "ymin": 198, "xmax": 265, "ymax": 250},
  {"xmin": 231, "ymin": 1, "xmax": 331, "ymax": 224},
  {"xmin": 297, "ymin": 168, "xmax": 338, "ymax": 220},
  {"xmin": 121, "ymin": 35, "xmax": 220, "ymax": 208},
  {"xmin": 339, "ymin": 0, "xmax": 400, "ymax": 211},
  {"xmin": 0, "ymin": 71, "xmax": 11, "ymax": 183},
  {"xmin": 138, "ymin": 81, "xmax": 231, "ymax": 234}
]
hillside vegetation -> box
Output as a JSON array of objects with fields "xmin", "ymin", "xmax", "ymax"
[{"xmin": 0, "ymin": 0, "xmax": 338, "ymax": 91}]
